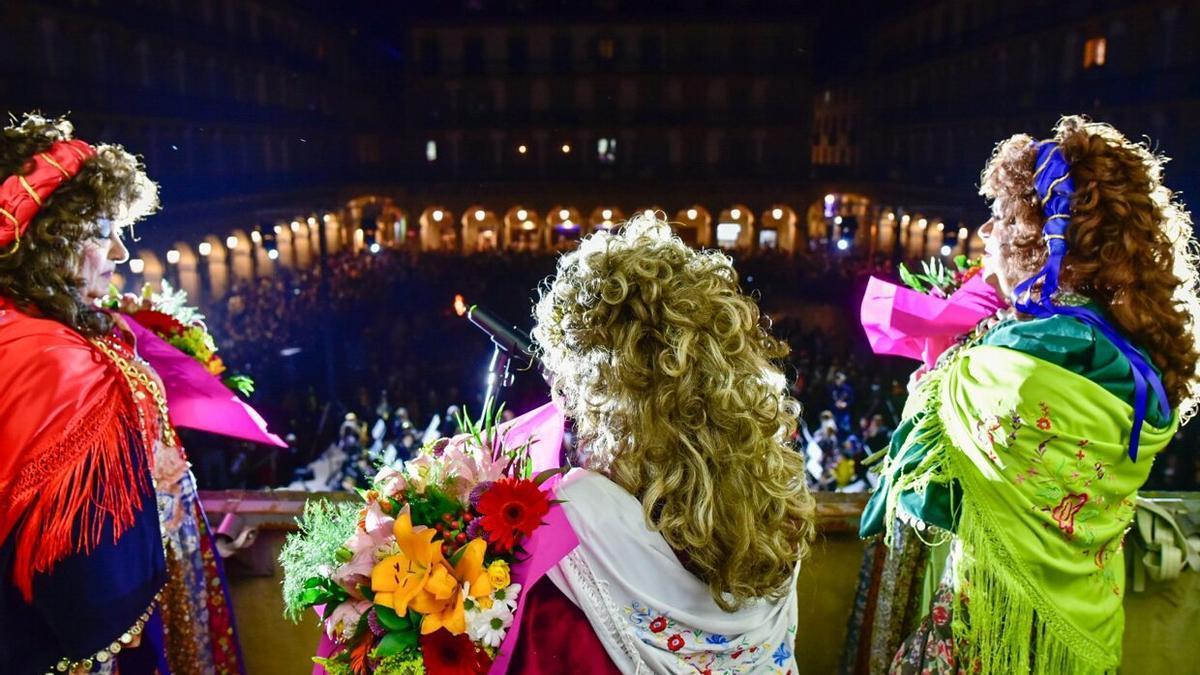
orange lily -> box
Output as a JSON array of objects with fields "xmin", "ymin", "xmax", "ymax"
[
  {"xmin": 370, "ymin": 508, "xmax": 443, "ymax": 615},
  {"xmin": 411, "ymin": 538, "xmax": 495, "ymax": 635}
]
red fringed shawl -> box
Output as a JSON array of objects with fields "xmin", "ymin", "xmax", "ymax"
[{"xmin": 0, "ymin": 298, "xmax": 156, "ymax": 601}]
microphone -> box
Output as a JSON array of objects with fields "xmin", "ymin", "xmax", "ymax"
[{"xmin": 454, "ymin": 295, "xmax": 536, "ymax": 365}]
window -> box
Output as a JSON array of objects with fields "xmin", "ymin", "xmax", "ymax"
[
  {"xmin": 597, "ymin": 137, "xmax": 617, "ymax": 163},
  {"xmin": 597, "ymin": 37, "xmax": 615, "ymax": 61},
  {"xmin": 508, "ymin": 35, "xmax": 529, "ymax": 74},
  {"xmin": 1083, "ymin": 37, "xmax": 1107, "ymax": 68},
  {"xmin": 421, "ymin": 37, "xmax": 440, "ymax": 75},
  {"xmin": 425, "ymin": 140, "xmax": 438, "ymax": 162},
  {"xmin": 640, "ymin": 33, "xmax": 662, "ymax": 70},
  {"xmin": 552, "ymin": 35, "xmax": 572, "ymax": 73},
  {"xmin": 464, "ymin": 35, "xmax": 484, "ymax": 75}
]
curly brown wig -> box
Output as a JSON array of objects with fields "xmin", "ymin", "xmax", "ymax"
[
  {"xmin": 981, "ymin": 115, "xmax": 1200, "ymax": 420},
  {"xmin": 0, "ymin": 113, "xmax": 158, "ymax": 336},
  {"xmin": 533, "ymin": 216, "xmax": 816, "ymax": 611}
]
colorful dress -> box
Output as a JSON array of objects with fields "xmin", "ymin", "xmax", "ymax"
[
  {"xmin": 860, "ymin": 310, "xmax": 1176, "ymax": 674},
  {"xmin": 0, "ymin": 299, "xmax": 244, "ymax": 674}
]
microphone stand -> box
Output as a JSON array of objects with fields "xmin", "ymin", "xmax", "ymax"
[{"xmin": 483, "ymin": 341, "xmax": 515, "ymax": 411}]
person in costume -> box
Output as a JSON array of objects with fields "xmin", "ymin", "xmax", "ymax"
[
  {"xmin": 0, "ymin": 114, "xmax": 244, "ymax": 674},
  {"xmin": 512, "ymin": 215, "xmax": 816, "ymax": 673},
  {"xmin": 860, "ymin": 115, "xmax": 1200, "ymax": 674}
]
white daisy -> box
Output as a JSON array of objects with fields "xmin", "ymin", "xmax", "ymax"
[
  {"xmin": 491, "ymin": 582, "xmax": 521, "ymax": 611},
  {"xmin": 475, "ymin": 605, "xmax": 514, "ymax": 648}
]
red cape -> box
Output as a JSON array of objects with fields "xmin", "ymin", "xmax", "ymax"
[{"xmin": 0, "ymin": 298, "xmax": 153, "ymax": 600}]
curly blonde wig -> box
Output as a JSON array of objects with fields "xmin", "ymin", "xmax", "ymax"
[
  {"xmin": 533, "ymin": 216, "xmax": 815, "ymax": 611},
  {"xmin": 981, "ymin": 115, "xmax": 1200, "ymax": 421}
]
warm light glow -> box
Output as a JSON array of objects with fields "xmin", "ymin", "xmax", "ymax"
[
  {"xmin": 226, "ymin": 235, "xmax": 239, "ymax": 249},
  {"xmin": 198, "ymin": 242, "xmax": 212, "ymax": 256},
  {"xmin": 940, "ymin": 245, "xmax": 952, "ymax": 256},
  {"xmin": 643, "ymin": 209, "xmax": 654, "ymax": 220},
  {"xmin": 561, "ymin": 143, "xmax": 571, "ymax": 154},
  {"xmin": 918, "ymin": 218, "xmax": 928, "ymax": 229},
  {"xmin": 602, "ymin": 208, "xmax": 613, "ymax": 220},
  {"xmin": 355, "ymin": 228, "xmax": 364, "ymax": 239},
  {"xmin": 522, "ymin": 220, "xmax": 535, "ymax": 230},
  {"xmin": 474, "ymin": 209, "xmax": 486, "ymax": 222},
  {"xmin": 837, "ymin": 239, "xmax": 850, "ymax": 251},
  {"xmin": 453, "ymin": 294, "xmax": 468, "ymax": 317},
  {"xmin": 322, "ymin": 214, "xmax": 332, "ymax": 223},
  {"xmin": 307, "ymin": 217, "xmax": 317, "ymax": 226},
  {"xmin": 166, "ymin": 249, "xmax": 181, "ymax": 264},
  {"xmin": 562, "ymin": 220, "xmax": 575, "ymax": 228},
  {"xmin": 517, "ymin": 144, "xmax": 528, "ymax": 154},
  {"xmin": 251, "ymin": 231, "xmax": 262, "ymax": 243},
  {"xmin": 432, "ymin": 210, "xmax": 444, "ymax": 223},
  {"xmin": 602, "ymin": 219, "xmax": 613, "ymax": 228},
  {"xmin": 129, "ymin": 258, "xmax": 145, "ymax": 274},
  {"xmin": 901, "ymin": 214, "xmax": 911, "ymax": 225},
  {"xmin": 516, "ymin": 209, "xmax": 528, "ymax": 221},
  {"xmin": 558, "ymin": 208, "xmax": 570, "ymax": 220},
  {"xmin": 369, "ymin": 243, "xmax": 381, "ymax": 254},
  {"xmin": 274, "ymin": 225, "xmax": 283, "ymax": 234},
  {"xmin": 730, "ymin": 208, "xmax": 742, "ymax": 220},
  {"xmin": 885, "ymin": 211, "xmax": 895, "ymax": 220},
  {"xmin": 959, "ymin": 227, "xmax": 969, "ymax": 239},
  {"xmin": 291, "ymin": 221, "xmax": 300, "ymax": 233},
  {"xmin": 824, "ymin": 194, "xmax": 836, "ymax": 204},
  {"xmin": 267, "ymin": 248, "xmax": 280, "ymax": 260},
  {"xmin": 687, "ymin": 208, "xmax": 698, "ymax": 220},
  {"xmin": 772, "ymin": 208, "xmax": 784, "ymax": 220},
  {"xmin": 834, "ymin": 216, "xmax": 844, "ymax": 225},
  {"xmin": 937, "ymin": 222, "xmax": 945, "ymax": 231}
]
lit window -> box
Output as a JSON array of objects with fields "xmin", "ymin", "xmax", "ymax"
[
  {"xmin": 1083, "ymin": 37, "xmax": 1107, "ymax": 69},
  {"xmin": 716, "ymin": 222, "xmax": 741, "ymax": 248},
  {"xmin": 425, "ymin": 140, "xmax": 438, "ymax": 162},
  {"xmin": 597, "ymin": 38, "xmax": 615, "ymax": 61},
  {"xmin": 597, "ymin": 137, "xmax": 617, "ymax": 163}
]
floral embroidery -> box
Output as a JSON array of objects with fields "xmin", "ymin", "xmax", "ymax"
[
  {"xmin": 623, "ymin": 601, "xmax": 792, "ymax": 673},
  {"xmin": 1047, "ymin": 493, "xmax": 1089, "ymax": 538},
  {"xmin": 1036, "ymin": 402, "xmax": 1053, "ymax": 430}
]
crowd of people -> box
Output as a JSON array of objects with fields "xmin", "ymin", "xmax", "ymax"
[{"xmin": 186, "ymin": 243, "xmax": 1197, "ymax": 494}]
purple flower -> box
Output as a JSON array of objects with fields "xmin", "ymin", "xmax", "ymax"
[
  {"xmin": 367, "ymin": 607, "xmax": 386, "ymax": 636},
  {"xmin": 469, "ymin": 481, "xmax": 495, "ymax": 508},
  {"xmin": 465, "ymin": 518, "xmax": 488, "ymax": 542}
]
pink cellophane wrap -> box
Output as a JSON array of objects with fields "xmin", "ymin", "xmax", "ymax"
[
  {"xmin": 123, "ymin": 315, "xmax": 287, "ymax": 447},
  {"xmin": 861, "ymin": 273, "xmax": 1007, "ymax": 369},
  {"xmin": 311, "ymin": 401, "xmax": 578, "ymax": 675}
]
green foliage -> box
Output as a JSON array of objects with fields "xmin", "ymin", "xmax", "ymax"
[
  {"xmin": 279, "ymin": 499, "xmax": 360, "ymax": 621},
  {"xmin": 223, "ymin": 374, "xmax": 255, "ymax": 397},
  {"xmin": 374, "ymin": 653, "xmax": 426, "ymax": 675},
  {"xmin": 405, "ymin": 484, "xmax": 461, "ymax": 529}
]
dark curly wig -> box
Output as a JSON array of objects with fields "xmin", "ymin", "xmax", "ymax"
[
  {"xmin": 0, "ymin": 113, "xmax": 158, "ymax": 336},
  {"xmin": 981, "ymin": 115, "xmax": 1200, "ymax": 421}
]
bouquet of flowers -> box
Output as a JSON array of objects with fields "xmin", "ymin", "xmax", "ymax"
[
  {"xmin": 898, "ymin": 254, "xmax": 983, "ymax": 299},
  {"xmin": 861, "ymin": 256, "xmax": 1005, "ymax": 370},
  {"xmin": 104, "ymin": 281, "xmax": 254, "ymax": 396},
  {"xmin": 280, "ymin": 408, "xmax": 564, "ymax": 675}
]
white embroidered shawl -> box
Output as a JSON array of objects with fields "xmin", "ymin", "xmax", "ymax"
[{"xmin": 546, "ymin": 470, "xmax": 800, "ymax": 674}]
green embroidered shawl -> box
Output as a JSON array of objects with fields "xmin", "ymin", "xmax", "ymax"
[{"xmin": 862, "ymin": 317, "xmax": 1177, "ymax": 674}]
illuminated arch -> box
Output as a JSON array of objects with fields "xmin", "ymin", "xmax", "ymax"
[
  {"xmin": 503, "ymin": 206, "xmax": 546, "ymax": 252},
  {"xmin": 673, "ymin": 205, "xmax": 713, "ymax": 247}
]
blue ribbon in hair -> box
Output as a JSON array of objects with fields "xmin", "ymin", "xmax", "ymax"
[{"xmin": 1011, "ymin": 141, "xmax": 1170, "ymax": 461}]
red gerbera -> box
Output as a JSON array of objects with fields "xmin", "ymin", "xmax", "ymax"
[
  {"xmin": 475, "ymin": 478, "xmax": 550, "ymax": 552},
  {"xmin": 421, "ymin": 630, "xmax": 493, "ymax": 675},
  {"xmin": 130, "ymin": 309, "xmax": 186, "ymax": 337}
]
